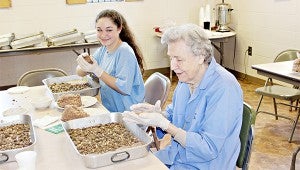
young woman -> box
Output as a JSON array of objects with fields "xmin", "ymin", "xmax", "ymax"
[{"xmin": 76, "ymin": 9, "xmax": 145, "ymax": 112}]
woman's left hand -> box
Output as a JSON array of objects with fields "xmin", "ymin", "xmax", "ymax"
[{"xmin": 123, "ymin": 111, "xmax": 170, "ymax": 130}]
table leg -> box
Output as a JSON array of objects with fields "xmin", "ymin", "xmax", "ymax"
[
  {"xmin": 219, "ymin": 42, "xmax": 224, "ymax": 65},
  {"xmin": 170, "ymin": 67, "xmax": 173, "ymax": 82},
  {"xmin": 211, "ymin": 42, "xmax": 224, "ymax": 66}
]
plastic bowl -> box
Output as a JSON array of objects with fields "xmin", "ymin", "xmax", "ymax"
[{"xmin": 31, "ymin": 96, "xmax": 52, "ymax": 110}]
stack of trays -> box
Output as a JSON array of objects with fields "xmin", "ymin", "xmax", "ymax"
[
  {"xmin": 0, "ymin": 33, "xmax": 15, "ymax": 50},
  {"xmin": 47, "ymin": 29, "xmax": 85, "ymax": 46},
  {"xmin": 0, "ymin": 115, "xmax": 36, "ymax": 163},
  {"xmin": 10, "ymin": 32, "xmax": 46, "ymax": 49}
]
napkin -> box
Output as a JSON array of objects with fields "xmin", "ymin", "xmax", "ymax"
[{"xmin": 33, "ymin": 115, "xmax": 60, "ymax": 129}]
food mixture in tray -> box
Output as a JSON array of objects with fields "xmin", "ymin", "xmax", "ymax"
[
  {"xmin": 57, "ymin": 93, "xmax": 82, "ymax": 108},
  {"xmin": 49, "ymin": 82, "xmax": 91, "ymax": 93},
  {"xmin": 0, "ymin": 124, "xmax": 32, "ymax": 151},
  {"xmin": 68, "ymin": 123, "xmax": 143, "ymax": 155},
  {"xmin": 61, "ymin": 105, "xmax": 89, "ymax": 122}
]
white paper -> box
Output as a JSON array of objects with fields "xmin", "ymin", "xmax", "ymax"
[{"xmin": 33, "ymin": 115, "xmax": 60, "ymax": 129}]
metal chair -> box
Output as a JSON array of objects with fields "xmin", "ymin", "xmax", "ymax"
[
  {"xmin": 144, "ymin": 72, "xmax": 171, "ymax": 151},
  {"xmin": 17, "ymin": 68, "xmax": 67, "ymax": 86},
  {"xmin": 144, "ymin": 72, "xmax": 171, "ymax": 107},
  {"xmin": 236, "ymin": 102, "xmax": 256, "ymax": 170},
  {"xmin": 255, "ymin": 49, "xmax": 300, "ymax": 142},
  {"xmin": 290, "ymin": 146, "xmax": 300, "ymax": 170}
]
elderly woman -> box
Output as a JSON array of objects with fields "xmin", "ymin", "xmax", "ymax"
[{"xmin": 124, "ymin": 24, "xmax": 243, "ymax": 169}]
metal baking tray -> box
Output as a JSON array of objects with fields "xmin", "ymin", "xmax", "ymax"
[
  {"xmin": 0, "ymin": 115, "xmax": 36, "ymax": 164},
  {"xmin": 42, "ymin": 75, "xmax": 100, "ymax": 101},
  {"xmin": 62, "ymin": 113, "xmax": 152, "ymax": 168}
]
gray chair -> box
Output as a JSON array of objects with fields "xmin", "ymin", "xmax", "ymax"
[
  {"xmin": 144, "ymin": 72, "xmax": 171, "ymax": 107},
  {"xmin": 144, "ymin": 72, "xmax": 171, "ymax": 151},
  {"xmin": 17, "ymin": 68, "xmax": 67, "ymax": 86},
  {"xmin": 236, "ymin": 102, "xmax": 256, "ymax": 170},
  {"xmin": 255, "ymin": 49, "xmax": 300, "ymax": 142}
]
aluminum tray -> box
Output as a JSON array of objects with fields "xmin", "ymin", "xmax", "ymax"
[
  {"xmin": 62, "ymin": 113, "xmax": 152, "ymax": 168},
  {"xmin": 0, "ymin": 115, "xmax": 36, "ymax": 164},
  {"xmin": 42, "ymin": 75, "xmax": 100, "ymax": 101}
]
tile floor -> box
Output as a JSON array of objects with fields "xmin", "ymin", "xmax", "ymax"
[{"xmin": 161, "ymin": 75, "xmax": 300, "ymax": 170}]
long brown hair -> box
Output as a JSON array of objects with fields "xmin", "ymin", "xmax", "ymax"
[{"xmin": 96, "ymin": 9, "xmax": 144, "ymax": 74}]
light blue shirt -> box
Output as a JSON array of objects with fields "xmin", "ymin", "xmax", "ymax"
[
  {"xmin": 156, "ymin": 57, "xmax": 243, "ymax": 170},
  {"xmin": 93, "ymin": 42, "xmax": 145, "ymax": 112}
]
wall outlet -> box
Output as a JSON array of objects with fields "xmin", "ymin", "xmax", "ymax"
[{"xmin": 248, "ymin": 46, "xmax": 252, "ymax": 56}]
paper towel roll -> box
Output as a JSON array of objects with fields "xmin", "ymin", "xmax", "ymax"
[
  {"xmin": 199, "ymin": 7, "xmax": 204, "ymax": 27},
  {"xmin": 11, "ymin": 34, "xmax": 45, "ymax": 49},
  {"xmin": 47, "ymin": 29, "xmax": 78, "ymax": 40},
  {"xmin": 0, "ymin": 37, "xmax": 11, "ymax": 46},
  {"xmin": 85, "ymin": 34, "xmax": 99, "ymax": 43},
  {"xmin": 48, "ymin": 32, "xmax": 84, "ymax": 46},
  {"xmin": 205, "ymin": 4, "xmax": 211, "ymax": 22},
  {"xmin": 0, "ymin": 33, "xmax": 15, "ymax": 39}
]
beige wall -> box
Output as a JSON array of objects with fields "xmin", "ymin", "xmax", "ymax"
[
  {"xmin": 1, "ymin": 0, "xmax": 300, "ymax": 86},
  {"xmin": 227, "ymin": 0, "xmax": 300, "ymax": 83},
  {"xmin": 0, "ymin": 0, "xmax": 205, "ymax": 86}
]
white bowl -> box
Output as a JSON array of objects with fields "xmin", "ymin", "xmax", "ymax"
[{"xmin": 31, "ymin": 96, "xmax": 52, "ymax": 110}]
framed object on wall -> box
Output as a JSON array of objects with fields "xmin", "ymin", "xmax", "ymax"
[
  {"xmin": 66, "ymin": 0, "xmax": 87, "ymax": 4},
  {"xmin": 0, "ymin": 0, "xmax": 11, "ymax": 8}
]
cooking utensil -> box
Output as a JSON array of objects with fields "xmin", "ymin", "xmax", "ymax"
[
  {"xmin": 0, "ymin": 115, "xmax": 36, "ymax": 164},
  {"xmin": 62, "ymin": 113, "xmax": 152, "ymax": 168}
]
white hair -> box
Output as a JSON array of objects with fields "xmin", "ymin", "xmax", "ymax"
[{"xmin": 161, "ymin": 24, "xmax": 213, "ymax": 64}]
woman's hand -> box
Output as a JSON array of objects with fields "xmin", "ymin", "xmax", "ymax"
[
  {"xmin": 76, "ymin": 53, "xmax": 104, "ymax": 78},
  {"xmin": 130, "ymin": 100, "xmax": 161, "ymax": 114},
  {"xmin": 123, "ymin": 111, "xmax": 170, "ymax": 130}
]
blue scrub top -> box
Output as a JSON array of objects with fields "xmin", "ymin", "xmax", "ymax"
[
  {"xmin": 93, "ymin": 42, "xmax": 145, "ymax": 112},
  {"xmin": 156, "ymin": 57, "xmax": 243, "ymax": 170}
]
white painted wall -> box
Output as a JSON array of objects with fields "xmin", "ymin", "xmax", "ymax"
[
  {"xmin": 0, "ymin": 0, "xmax": 205, "ymax": 86},
  {"xmin": 225, "ymin": 0, "xmax": 300, "ymax": 83},
  {"xmin": 1, "ymin": 0, "xmax": 300, "ymax": 86}
]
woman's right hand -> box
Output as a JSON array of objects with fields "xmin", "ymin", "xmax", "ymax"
[
  {"xmin": 130, "ymin": 100, "xmax": 161, "ymax": 113},
  {"xmin": 77, "ymin": 53, "xmax": 104, "ymax": 78},
  {"xmin": 76, "ymin": 65, "xmax": 88, "ymax": 77}
]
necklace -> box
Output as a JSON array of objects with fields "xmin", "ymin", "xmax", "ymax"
[{"xmin": 107, "ymin": 39, "xmax": 122, "ymax": 54}]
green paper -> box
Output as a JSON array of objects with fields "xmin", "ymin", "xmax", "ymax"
[{"xmin": 45, "ymin": 124, "xmax": 64, "ymax": 134}]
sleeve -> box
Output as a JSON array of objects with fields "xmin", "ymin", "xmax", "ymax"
[{"xmin": 92, "ymin": 47, "xmax": 104, "ymax": 64}]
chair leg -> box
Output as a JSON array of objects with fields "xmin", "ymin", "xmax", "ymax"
[
  {"xmin": 273, "ymin": 98, "xmax": 278, "ymax": 120},
  {"xmin": 288, "ymin": 109, "xmax": 300, "ymax": 143},
  {"xmin": 151, "ymin": 127, "xmax": 160, "ymax": 151},
  {"xmin": 256, "ymin": 95, "xmax": 264, "ymax": 113},
  {"xmin": 146, "ymin": 126, "xmax": 160, "ymax": 151}
]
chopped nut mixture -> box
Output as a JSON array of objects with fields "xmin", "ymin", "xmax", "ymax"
[
  {"xmin": 68, "ymin": 123, "xmax": 142, "ymax": 155},
  {"xmin": 57, "ymin": 93, "xmax": 82, "ymax": 108},
  {"xmin": 49, "ymin": 82, "xmax": 91, "ymax": 93},
  {"xmin": 0, "ymin": 124, "xmax": 32, "ymax": 151}
]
